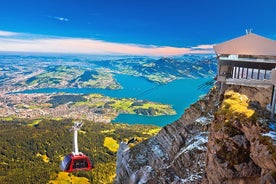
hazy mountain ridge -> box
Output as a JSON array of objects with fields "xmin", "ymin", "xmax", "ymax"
[
  {"xmin": 0, "ymin": 54, "xmax": 216, "ymax": 92},
  {"xmin": 95, "ymin": 55, "xmax": 217, "ymax": 83}
]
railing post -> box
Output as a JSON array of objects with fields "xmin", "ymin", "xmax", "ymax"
[{"xmin": 270, "ymin": 69, "xmax": 276, "ymax": 123}]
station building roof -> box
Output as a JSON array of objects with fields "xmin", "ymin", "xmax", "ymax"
[{"xmin": 213, "ymin": 33, "xmax": 276, "ymax": 56}]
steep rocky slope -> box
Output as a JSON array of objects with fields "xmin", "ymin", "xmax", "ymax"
[
  {"xmin": 205, "ymin": 87, "xmax": 276, "ymax": 184},
  {"xmin": 115, "ymin": 88, "xmax": 219, "ymax": 183},
  {"xmin": 115, "ymin": 86, "xmax": 276, "ymax": 184}
]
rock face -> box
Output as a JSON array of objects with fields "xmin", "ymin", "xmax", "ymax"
[
  {"xmin": 205, "ymin": 87, "xmax": 276, "ymax": 184},
  {"xmin": 115, "ymin": 86, "xmax": 276, "ymax": 184},
  {"xmin": 115, "ymin": 88, "xmax": 219, "ymax": 183}
]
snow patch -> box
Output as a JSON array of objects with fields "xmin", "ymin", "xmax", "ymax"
[
  {"xmin": 174, "ymin": 173, "xmax": 202, "ymax": 183},
  {"xmin": 130, "ymin": 166, "xmax": 152, "ymax": 184},
  {"xmin": 173, "ymin": 132, "xmax": 208, "ymax": 162},
  {"xmin": 151, "ymin": 144, "xmax": 165, "ymax": 158},
  {"xmin": 195, "ymin": 114, "xmax": 213, "ymax": 126},
  {"xmin": 262, "ymin": 131, "xmax": 276, "ymax": 141}
]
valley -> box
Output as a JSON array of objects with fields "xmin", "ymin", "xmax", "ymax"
[
  {"xmin": 0, "ymin": 54, "xmax": 216, "ymax": 124},
  {"xmin": 0, "ymin": 54, "xmax": 216, "ymax": 183}
]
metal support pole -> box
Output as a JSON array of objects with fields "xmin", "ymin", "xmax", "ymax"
[
  {"xmin": 257, "ymin": 68, "xmax": 260, "ymax": 80},
  {"xmin": 270, "ymin": 69, "xmax": 276, "ymax": 124},
  {"xmin": 230, "ymin": 67, "xmax": 234, "ymax": 78},
  {"xmin": 219, "ymin": 81, "xmax": 225, "ymax": 95},
  {"xmin": 73, "ymin": 129, "xmax": 79, "ymax": 155},
  {"xmin": 71, "ymin": 121, "xmax": 83, "ymax": 155},
  {"xmin": 271, "ymin": 86, "xmax": 275, "ymax": 107},
  {"xmin": 271, "ymin": 88, "xmax": 276, "ymax": 121}
]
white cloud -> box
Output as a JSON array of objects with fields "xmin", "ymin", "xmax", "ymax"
[
  {"xmin": 47, "ymin": 16, "xmax": 69, "ymax": 22},
  {"xmin": 0, "ymin": 30, "xmax": 19, "ymax": 36},
  {"xmin": 0, "ymin": 31, "xmax": 214, "ymax": 56},
  {"xmin": 55, "ymin": 17, "xmax": 69, "ymax": 22},
  {"xmin": 192, "ymin": 44, "xmax": 214, "ymax": 50}
]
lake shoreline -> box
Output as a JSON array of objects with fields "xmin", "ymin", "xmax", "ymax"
[{"xmin": 12, "ymin": 75, "xmax": 212, "ymax": 126}]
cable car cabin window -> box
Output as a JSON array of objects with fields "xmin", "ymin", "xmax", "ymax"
[
  {"xmin": 73, "ymin": 158, "xmax": 89, "ymax": 169},
  {"xmin": 60, "ymin": 155, "xmax": 72, "ymax": 171}
]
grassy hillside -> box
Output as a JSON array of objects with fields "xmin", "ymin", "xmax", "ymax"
[{"xmin": 0, "ymin": 118, "xmax": 160, "ymax": 184}]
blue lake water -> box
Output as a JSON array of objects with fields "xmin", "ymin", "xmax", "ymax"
[{"xmin": 21, "ymin": 75, "xmax": 212, "ymax": 126}]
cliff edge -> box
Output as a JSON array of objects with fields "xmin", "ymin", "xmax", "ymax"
[{"xmin": 115, "ymin": 86, "xmax": 276, "ymax": 184}]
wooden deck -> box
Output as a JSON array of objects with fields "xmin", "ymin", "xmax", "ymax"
[{"xmin": 226, "ymin": 78, "xmax": 272, "ymax": 87}]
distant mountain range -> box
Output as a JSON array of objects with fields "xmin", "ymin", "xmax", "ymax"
[
  {"xmin": 0, "ymin": 54, "xmax": 217, "ymax": 92},
  {"xmin": 94, "ymin": 55, "xmax": 217, "ymax": 83}
]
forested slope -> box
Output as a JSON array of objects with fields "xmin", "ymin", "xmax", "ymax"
[{"xmin": 0, "ymin": 118, "xmax": 159, "ymax": 183}]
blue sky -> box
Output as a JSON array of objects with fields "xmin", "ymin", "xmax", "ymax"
[{"xmin": 0, "ymin": 0, "xmax": 276, "ymax": 56}]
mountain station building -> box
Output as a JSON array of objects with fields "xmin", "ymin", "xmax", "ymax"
[{"xmin": 213, "ymin": 32, "xmax": 276, "ymax": 120}]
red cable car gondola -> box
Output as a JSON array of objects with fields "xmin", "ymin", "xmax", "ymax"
[{"xmin": 60, "ymin": 122, "xmax": 93, "ymax": 172}]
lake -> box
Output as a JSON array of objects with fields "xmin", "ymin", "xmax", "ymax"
[{"xmin": 21, "ymin": 75, "xmax": 213, "ymax": 126}]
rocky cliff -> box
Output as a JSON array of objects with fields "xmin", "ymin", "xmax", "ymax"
[{"xmin": 115, "ymin": 86, "xmax": 276, "ymax": 184}]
